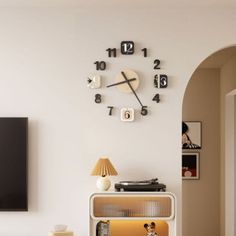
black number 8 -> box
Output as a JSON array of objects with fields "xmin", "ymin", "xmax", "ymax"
[{"xmin": 95, "ymin": 94, "xmax": 102, "ymax": 103}]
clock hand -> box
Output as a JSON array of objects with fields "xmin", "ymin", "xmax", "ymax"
[
  {"xmin": 106, "ymin": 78, "xmax": 136, "ymax": 88},
  {"xmin": 121, "ymin": 71, "xmax": 143, "ymax": 107}
]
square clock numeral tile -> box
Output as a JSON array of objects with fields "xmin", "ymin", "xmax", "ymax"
[
  {"xmin": 121, "ymin": 41, "xmax": 134, "ymax": 55},
  {"xmin": 120, "ymin": 108, "xmax": 134, "ymax": 122}
]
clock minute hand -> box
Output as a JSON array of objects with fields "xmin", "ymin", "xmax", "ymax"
[
  {"xmin": 121, "ymin": 71, "xmax": 143, "ymax": 107},
  {"xmin": 106, "ymin": 78, "xmax": 136, "ymax": 88}
]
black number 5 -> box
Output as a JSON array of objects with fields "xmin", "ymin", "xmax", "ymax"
[{"xmin": 141, "ymin": 106, "xmax": 148, "ymax": 116}]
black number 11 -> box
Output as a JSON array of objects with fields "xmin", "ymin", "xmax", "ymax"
[{"xmin": 106, "ymin": 48, "xmax": 117, "ymax": 57}]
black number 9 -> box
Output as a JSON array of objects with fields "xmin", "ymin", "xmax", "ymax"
[{"xmin": 95, "ymin": 94, "xmax": 102, "ymax": 103}]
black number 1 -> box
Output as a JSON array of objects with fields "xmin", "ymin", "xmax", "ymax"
[{"xmin": 141, "ymin": 48, "xmax": 147, "ymax": 57}]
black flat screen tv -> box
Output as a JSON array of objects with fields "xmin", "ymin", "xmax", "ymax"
[{"xmin": 0, "ymin": 117, "xmax": 28, "ymax": 211}]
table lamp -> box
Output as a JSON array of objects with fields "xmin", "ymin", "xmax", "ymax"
[{"xmin": 91, "ymin": 157, "xmax": 118, "ymax": 191}]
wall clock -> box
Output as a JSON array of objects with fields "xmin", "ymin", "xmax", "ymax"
[{"xmin": 87, "ymin": 41, "xmax": 168, "ymax": 122}]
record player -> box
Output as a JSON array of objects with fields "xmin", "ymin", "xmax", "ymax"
[{"xmin": 114, "ymin": 178, "xmax": 166, "ymax": 192}]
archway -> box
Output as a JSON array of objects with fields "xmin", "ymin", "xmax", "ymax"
[{"xmin": 182, "ymin": 46, "xmax": 236, "ymax": 236}]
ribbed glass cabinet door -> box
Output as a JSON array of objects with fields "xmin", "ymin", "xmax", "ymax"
[{"xmin": 91, "ymin": 193, "xmax": 175, "ymax": 220}]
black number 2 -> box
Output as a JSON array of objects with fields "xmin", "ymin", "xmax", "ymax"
[{"xmin": 153, "ymin": 59, "xmax": 161, "ymax": 69}]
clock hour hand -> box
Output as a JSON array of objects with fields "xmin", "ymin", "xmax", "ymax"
[
  {"xmin": 121, "ymin": 71, "xmax": 143, "ymax": 107},
  {"xmin": 106, "ymin": 78, "xmax": 136, "ymax": 88}
]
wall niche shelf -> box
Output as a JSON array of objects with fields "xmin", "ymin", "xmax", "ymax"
[{"xmin": 90, "ymin": 192, "xmax": 176, "ymax": 236}]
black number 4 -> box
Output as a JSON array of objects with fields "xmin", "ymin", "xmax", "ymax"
[{"xmin": 152, "ymin": 94, "xmax": 160, "ymax": 103}]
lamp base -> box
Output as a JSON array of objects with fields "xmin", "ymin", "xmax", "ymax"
[{"xmin": 96, "ymin": 176, "xmax": 111, "ymax": 191}]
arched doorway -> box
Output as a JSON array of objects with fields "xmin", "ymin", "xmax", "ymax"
[{"xmin": 182, "ymin": 46, "xmax": 236, "ymax": 236}]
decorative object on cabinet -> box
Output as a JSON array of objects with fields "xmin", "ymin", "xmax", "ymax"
[
  {"xmin": 115, "ymin": 178, "xmax": 166, "ymax": 192},
  {"xmin": 54, "ymin": 225, "xmax": 67, "ymax": 232},
  {"xmin": 91, "ymin": 157, "xmax": 118, "ymax": 191},
  {"xmin": 87, "ymin": 40, "xmax": 170, "ymax": 121},
  {"xmin": 182, "ymin": 121, "xmax": 201, "ymax": 149},
  {"xmin": 48, "ymin": 224, "xmax": 73, "ymax": 236},
  {"xmin": 182, "ymin": 152, "xmax": 200, "ymax": 180},
  {"xmin": 90, "ymin": 192, "xmax": 176, "ymax": 236},
  {"xmin": 96, "ymin": 220, "xmax": 110, "ymax": 236},
  {"xmin": 144, "ymin": 222, "xmax": 157, "ymax": 236}
]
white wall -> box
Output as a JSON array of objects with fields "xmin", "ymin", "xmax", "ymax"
[
  {"xmin": 220, "ymin": 56, "xmax": 236, "ymax": 236},
  {"xmin": 182, "ymin": 69, "xmax": 221, "ymax": 236},
  {"xmin": 0, "ymin": 6, "xmax": 236, "ymax": 236}
]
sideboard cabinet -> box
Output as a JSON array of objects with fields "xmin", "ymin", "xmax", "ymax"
[{"xmin": 89, "ymin": 192, "xmax": 176, "ymax": 236}]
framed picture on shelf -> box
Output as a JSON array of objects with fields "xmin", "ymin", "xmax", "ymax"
[
  {"xmin": 182, "ymin": 121, "xmax": 202, "ymax": 149},
  {"xmin": 182, "ymin": 152, "xmax": 200, "ymax": 180}
]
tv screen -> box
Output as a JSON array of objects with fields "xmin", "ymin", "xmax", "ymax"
[{"xmin": 0, "ymin": 117, "xmax": 28, "ymax": 211}]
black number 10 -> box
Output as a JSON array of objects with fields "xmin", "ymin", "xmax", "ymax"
[{"xmin": 94, "ymin": 61, "xmax": 106, "ymax": 70}]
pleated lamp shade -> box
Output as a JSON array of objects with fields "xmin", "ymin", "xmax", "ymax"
[
  {"xmin": 91, "ymin": 157, "xmax": 118, "ymax": 191},
  {"xmin": 91, "ymin": 157, "xmax": 118, "ymax": 176}
]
